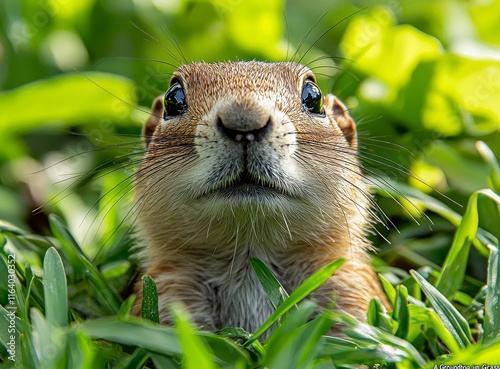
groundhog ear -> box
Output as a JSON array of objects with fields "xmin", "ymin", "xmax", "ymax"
[
  {"xmin": 143, "ymin": 96, "xmax": 164, "ymax": 148},
  {"xmin": 324, "ymin": 94, "xmax": 357, "ymax": 149}
]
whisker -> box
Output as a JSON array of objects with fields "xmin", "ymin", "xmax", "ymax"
[
  {"xmin": 75, "ymin": 72, "xmax": 164, "ymax": 120},
  {"xmin": 131, "ymin": 21, "xmax": 184, "ymax": 66},
  {"xmin": 294, "ymin": 149, "xmax": 394, "ymax": 231},
  {"xmin": 297, "ymin": 9, "xmax": 365, "ymax": 65},
  {"xmin": 295, "ymin": 136, "xmax": 458, "ymax": 208},
  {"xmin": 95, "ymin": 153, "xmax": 199, "ymax": 247},
  {"xmin": 306, "ymin": 54, "xmax": 355, "ymax": 65},
  {"xmin": 35, "ymin": 136, "xmax": 198, "ymax": 217},
  {"xmin": 160, "ymin": 24, "xmax": 188, "ymax": 64},
  {"xmin": 290, "ymin": 11, "xmax": 329, "ymax": 62},
  {"xmin": 94, "ymin": 56, "xmax": 178, "ymax": 70},
  {"xmin": 295, "ymin": 143, "xmax": 428, "ymax": 226}
]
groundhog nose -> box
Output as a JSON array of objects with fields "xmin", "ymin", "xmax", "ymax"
[{"xmin": 217, "ymin": 101, "xmax": 271, "ymax": 142}]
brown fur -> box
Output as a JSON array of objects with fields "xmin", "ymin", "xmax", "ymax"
[{"xmin": 133, "ymin": 61, "xmax": 388, "ymax": 334}]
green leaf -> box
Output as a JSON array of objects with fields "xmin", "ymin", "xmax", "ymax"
[
  {"xmin": 378, "ymin": 274, "xmax": 397, "ymax": 305},
  {"xmin": 426, "ymin": 55, "xmax": 500, "ymax": 135},
  {"xmin": 216, "ymin": 326, "xmax": 264, "ymax": 360},
  {"xmin": 142, "ymin": 275, "xmax": 160, "ymax": 324},
  {"xmin": 477, "ymin": 141, "xmax": 500, "ymax": 193},
  {"xmin": 341, "ymin": 9, "xmax": 442, "ymax": 95},
  {"xmin": 321, "ymin": 336, "xmax": 359, "ymax": 356},
  {"xmin": 221, "ymin": 0, "xmax": 284, "ymax": 59},
  {"xmin": 171, "ymin": 303, "xmax": 217, "ymax": 369},
  {"xmin": 80, "ymin": 317, "xmax": 250, "ymax": 364},
  {"xmin": 331, "ymin": 312, "xmax": 427, "ymax": 367},
  {"xmin": 117, "ymin": 295, "xmax": 137, "ymax": 319},
  {"xmin": 326, "ymin": 345, "xmax": 410, "ymax": 367},
  {"xmin": 80, "ymin": 318, "xmax": 182, "ymax": 355},
  {"xmin": 0, "ymin": 303, "xmax": 34, "ymax": 368},
  {"xmin": 0, "ymin": 305, "xmax": 17, "ymax": 355},
  {"xmin": 149, "ymin": 353, "xmax": 181, "ymax": 369},
  {"xmin": 43, "ymin": 247, "xmax": 69, "ymax": 327},
  {"xmin": 393, "ymin": 285, "xmax": 410, "ymax": 340},
  {"xmin": 216, "ymin": 327, "xmax": 252, "ymax": 341},
  {"xmin": 373, "ymin": 178, "xmax": 491, "ymax": 256},
  {"xmin": 49, "ymin": 214, "xmax": 121, "ymax": 314},
  {"xmin": 263, "ymin": 301, "xmax": 327, "ymax": 369},
  {"xmin": 31, "ymin": 308, "xmax": 67, "ymax": 369},
  {"xmin": 484, "ymin": 245, "xmax": 500, "ymax": 341},
  {"xmin": 250, "ymin": 258, "xmax": 289, "ymax": 310},
  {"xmin": 0, "ymin": 220, "xmax": 26, "ymax": 235},
  {"xmin": 66, "ymin": 330, "xmax": 99, "ymax": 369},
  {"xmin": 411, "ymin": 270, "xmax": 471, "ymax": 348},
  {"xmin": 367, "ymin": 297, "xmax": 394, "ymax": 333},
  {"xmin": 0, "ymin": 253, "xmax": 11, "ymax": 294},
  {"xmin": 245, "ymin": 258, "xmax": 345, "ymax": 346},
  {"xmin": 322, "ymin": 332, "xmax": 414, "ymax": 367},
  {"xmin": 114, "ymin": 347, "xmax": 149, "ymax": 369},
  {"xmin": 201, "ymin": 329, "xmax": 253, "ymax": 365},
  {"xmin": 436, "ymin": 189, "xmax": 500, "ymax": 298},
  {"xmin": 406, "ymin": 304, "xmax": 430, "ymax": 343},
  {"xmin": 0, "ymin": 72, "xmax": 138, "ymax": 133},
  {"xmin": 49, "ymin": 214, "xmax": 85, "ymax": 260},
  {"xmin": 427, "ymin": 338, "xmax": 500, "ymax": 367},
  {"xmin": 427, "ymin": 310, "xmax": 461, "ymax": 353},
  {"xmin": 101, "ymin": 260, "xmax": 131, "ymax": 281}
]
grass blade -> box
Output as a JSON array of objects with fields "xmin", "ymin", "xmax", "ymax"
[
  {"xmin": 142, "ymin": 275, "xmax": 159, "ymax": 323},
  {"xmin": 150, "ymin": 353, "xmax": 181, "ymax": 369},
  {"xmin": 31, "ymin": 308, "xmax": 67, "ymax": 368},
  {"xmin": 66, "ymin": 330, "xmax": 99, "ymax": 369},
  {"xmin": 81, "ymin": 318, "xmax": 182, "ymax": 354},
  {"xmin": 331, "ymin": 312, "xmax": 427, "ymax": 367},
  {"xmin": 263, "ymin": 300, "xmax": 325, "ymax": 369},
  {"xmin": 245, "ymin": 258, "xmax": 345, "ymax": 346},
  {"xmin": 427, "ymin": 310, "xmax": 461, "ymax": 353},
  {"xmin": 80, "ymin": 317, "xmax": 250, "ymax": 364},
  {"xmin": 477, "ymin": 141, "xmax": 500, "ymax": 193},
  {"xmin": 49, "ymin": 215, "xmax": 121, "ymax": 314},
  {"xmin": 393, "ymin": 285, "xmax": 409, "ymax": 339},
  {"xmin": 171, "ymin": 303, "xmax": 217, "ymax": 369},
  {"xmin": 427, "ymin": 338, "xmax": 500, "ymax": 368},
  {"xmin": 49, "ymin": 214, "xmax": 85, "ymax": 261},
  {"xmin": 379, "ymin": 274, "xmax": 397, "ymax": 305},
  {"xmin": 43, "ymin": 247, "xmax": 68, "ymax": 327},
  {"xmin": 115, "ymin": 348, "xmax": 149, "ymax": 369},
  {"xmin": 484, "ymin": 245, "xmax": 500, "ymax": 341},
  {"xmin": 0, "ymin": 220, "xmax": 27, "ymax": 235},
  {"xmin": 436, "ymin": 189, "xmax": 500, "ymax": 298},
  {"xmin": 374, "ymin": 179, "xmax": 491, "ymax": 256},
  {"xmin": 250, "ymin": 258, "xmax": 289, "ymax": 310},
  {"xmin": 367, "ymin": 297, "xmax": 394, "ymax": 333},
  {"xmin": 411, "ymin": 270, "xmax": 471, "ymax": 348}
]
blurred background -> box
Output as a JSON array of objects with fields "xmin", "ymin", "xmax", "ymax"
[{"xmin": 1, "ymin": 0, "xmax": 499, "ymax": 283}]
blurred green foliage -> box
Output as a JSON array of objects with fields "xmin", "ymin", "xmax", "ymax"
[{"xmin": 1, "ymin": 0, "xmax": 500, "ymax": 366}]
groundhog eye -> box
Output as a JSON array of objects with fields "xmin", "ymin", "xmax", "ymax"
[
  {"xmin": 301, "ymin": 80, "xmax": 324, "ymax": 115},
  {"xmin": 163, "ymin": 82, "xmax": 187, "ymax": 118}
]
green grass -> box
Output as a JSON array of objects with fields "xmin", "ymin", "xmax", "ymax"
[{"xmin": 0, "ymin": 151, "xmax": 499, "ymax": 367}]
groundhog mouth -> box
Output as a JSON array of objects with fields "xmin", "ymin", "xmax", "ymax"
[
  {"xmin": 232, "ymin": 170, "xmax": 261, "ymax": 186},
  {"xmin": 201, "ymin": 169, "xmax": 295, "ymax": 200}
]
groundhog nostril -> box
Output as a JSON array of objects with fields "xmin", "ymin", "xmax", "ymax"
[{"xmin": 218, "ymin": 116, "xmax": 271, "ymax": 142}]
